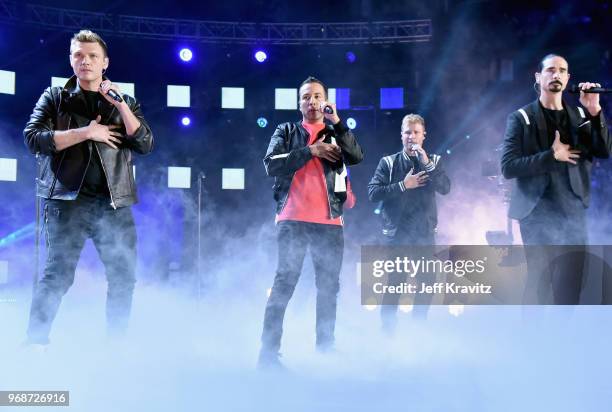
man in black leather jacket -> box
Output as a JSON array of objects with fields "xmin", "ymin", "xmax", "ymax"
[
  {"xmin": 259, "ymin": 76, "xmax": 363, "ymax": 368},
  {"xmin": 23, "ymin": 30, "xmax": 153, "ymax": 345},
  {"xmin": 368, "ymin": 114, "xmax": 450, "ymax": 332}
]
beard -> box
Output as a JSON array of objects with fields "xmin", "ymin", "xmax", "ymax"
[{"xmin": 547, "ymin": 82, "xmax": 563, "ymax": 92}]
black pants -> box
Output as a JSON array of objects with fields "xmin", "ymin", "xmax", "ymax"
[
  {"xmin": 27, "ymin": 196, "xmax": 137, "ymax": 344},
  {"xmin": 380, "ymin": 230, "xmax": 435, "ymax": 331},
  {"xmin": 519, "ymin": 201, "xmax": 587, "ymax": 304},
  {"xmin": 261, "ymin": 221, "xmax": 344, "ymax": 354}
]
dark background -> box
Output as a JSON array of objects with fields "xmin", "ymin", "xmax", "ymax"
[{"xmin": 1, "ymin": 0, "xmax": 610, "ymax": 289}]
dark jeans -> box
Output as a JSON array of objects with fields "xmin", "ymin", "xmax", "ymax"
[
  {"xmin": 27, "ymin": 196, "xmax": 137, "ymax": 344},
  {"xmin": 261, "ymin": 221, "xmax": 344, "ymax": 354},
  {"xmin": 380, "ymin": 229, "xmax": 435, "ymax": 332},
  {"xmin": 519, "ymin": 201, "xmax": 587, "ymax": 304}
]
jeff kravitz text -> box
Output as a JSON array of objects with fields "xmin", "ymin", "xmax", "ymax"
[{"xmin": 366, "ymin": 255, "xmax": 494, "ymax": 300}]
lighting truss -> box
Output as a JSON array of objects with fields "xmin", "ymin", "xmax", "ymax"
[{"xmin": 0, "ymin": 1, "xmax": 432, "ymax": 45}]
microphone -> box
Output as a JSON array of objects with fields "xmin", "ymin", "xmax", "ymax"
[
  {"xmin": 106, "ymin": 89, "xmax": 124, "ymax": 103},
  {"xmin": 323, "ymin": 105, "xmax": 334, "ymax": 114},
  {"xmin": 568, "ymin": 84, "xmax": 611, "ymax": 94}
]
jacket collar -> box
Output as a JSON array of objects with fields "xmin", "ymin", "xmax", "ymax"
[
  {"xmin": 60, "ymin": 75, "xmax": 115, "ymax": 124},
  {"xmin": 62, "ymin": 74, "xmax": 110, "ymax": 93},
  {"xmin": 62, "ymin": 75, "xmax": 81, "ymax": 95}
]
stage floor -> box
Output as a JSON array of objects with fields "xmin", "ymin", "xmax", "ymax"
[{"xmin": 1, "ymin": 276, "xmax": 611, "ymax": 412}]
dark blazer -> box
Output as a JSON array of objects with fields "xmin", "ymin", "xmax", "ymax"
[{"xmin": 501, "ymin": 99, "xmax": 611, "ymax": 220}]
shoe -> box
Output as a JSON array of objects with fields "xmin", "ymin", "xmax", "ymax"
[
  {"xmin": 20, "ymin": 341, "xmax": 49, "ymax": 355},
  {"xmin": 381, "ymin": 318, "xmax": 398, "ymax": 337},
  {"xmin": 315, "ymin": 341, "xmax": 336, "ymax": 354},
  {"xmin": 257, "ymin": 349, "xmax": 286, "ymax": 371}
]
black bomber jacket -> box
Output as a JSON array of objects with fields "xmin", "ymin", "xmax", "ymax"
[{"xmin": 263, "ymin": 121, "xmax": 363, "ymax": 219}]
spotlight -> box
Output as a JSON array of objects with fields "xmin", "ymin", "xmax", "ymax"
[
  {"xmin": 373, "ymin": 201, "xmax": 382, "ymax": 215},
  {"xmin": 399, "ymin": 304, "xmax": 413, "ymax": 313},
  {"xmin": 181, "ymin": 116, "xmax": 191, "ymax": 126},
  {"xmin": 346, "ymin": 117, "xmax": 357, "ymax": 130},
  {"xmin": 345, "ymin": 51, "xmax": 356, "ymax": 63},
  {"xmin": 254, "ymin": 50, "xmax": 267, "ymax": 63},
  {"xmin": 364, "ymin": 297, "xmax": 378, "ymax": 311},
  {"xmin": 179, "ymin": 48, "xmax": 193, "ymax": 62},
  {"xmin": 257, "ymin": 117, "xmax": 268, "ymax": 128},
  {"xmin": 446, "ymin": 149, "xmax": 452, "ymax": 155},
  {"xmin": 465, "ymin": 134, "xmax": 471, "ymax": 139},
  {"xmin": 0, "ymin": 222, "xmax": 35, "ymax": 249},
  {"xmin": 448, "ymin": 304, "xmax": 465, "ymax": 317}
]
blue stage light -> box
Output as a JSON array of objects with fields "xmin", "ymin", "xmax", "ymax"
[
  {"xmin": 346, "ymin": 117, "xmax": 357, "ymax": 130},
  {"xmin": 254, "ymin": 50, "xmax": 267, "ymax": 63},
  {"xmin": 446, "ymin": 149, "xmax": 452, "ymax": 155},
  {"xmin": 179, "ymin": 48, "xmax": 193, "ymax": 62},
  {"xmin": 0, "ymin": 222, "xmax": 35, "ymax": 249},
  {"xmin": 346, "ymin": 51, "xmax": 356, "ymax": 63},
  {"xmin": 181, "ymin": 116, "xmax": 191, "ymax": 126},
  {"xmin": 257, "ymin": 117, "xmax": 268, "ymax": 128},
  {"xmin": 380, "ymin": 88, "xmax": 404, "ymax": 109}
]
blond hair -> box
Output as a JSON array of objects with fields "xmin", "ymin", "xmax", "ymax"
[
  {"xmin": 401, "ymin": 113, "xmax": 425, "ymax": 129},
  {"xmin": 70, "ymin": 30, "xmax": 108, "ymax": 57}
]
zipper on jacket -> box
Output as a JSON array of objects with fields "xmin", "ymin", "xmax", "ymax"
[
  {"xmin": 100, "ymin": 105, "xmax": 119, "ymax": 209},
  {"xmin": 103, "ymin": 105, "xmax": 118, "ymax": 124},
  {"xmin": 47, "ymin": 151, "xmax": 66, "ymax": 199},
  {"xmin": 123, "ymin": 150, "xmax": 134, "ymax": 193},
  {"xmin": 48, "ymin": 114, "xmax": 73, "ymax": 198},
  {"xmin": 95, "ymin": 143, "xmax": 117, "ymax": 209},
  {"xmin": 72, "ymin": 114, "xmax": 94, "ymax": 199},
  {"xmin": 322, "ymin": 130, "xmax": 334, "ymax": 218},
  {"xmin": 322, "ymin": 164, "xmax": 333, "ymax": 219},
  {"xmin": 75, "ymin": 145, "xmax": 92, "ymax": 197}
]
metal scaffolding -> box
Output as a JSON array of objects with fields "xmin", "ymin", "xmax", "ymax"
[{"xmin": 0, "ymin": 1, "xmax": 432, "ymax": 44}]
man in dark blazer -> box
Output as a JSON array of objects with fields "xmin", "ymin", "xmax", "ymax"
[{"xmin": 501, "ymin": 54, "xmax": 611, "ymax": 304}]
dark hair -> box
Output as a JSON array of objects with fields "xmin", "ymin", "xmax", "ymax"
[
  {"xmin": 538, "ymin": 53, "xmax": 567, "ymax": 72},
  {"xmin": 299, "ymin": 76, "xmax": 327, "ymax": 98}
]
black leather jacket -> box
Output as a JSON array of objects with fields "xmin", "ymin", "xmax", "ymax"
[
  {"xmin": 263, "ymin": 121, "xmax": 363, "ymax": 219},
  {"xmin": 23, "ymin": 76, "xmax": 153, "ymax": 208}
]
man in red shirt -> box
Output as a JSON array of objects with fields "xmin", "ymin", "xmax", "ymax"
[{"xmin": 260, "ymin": 77, "xmax": 363, "ymax": 368}]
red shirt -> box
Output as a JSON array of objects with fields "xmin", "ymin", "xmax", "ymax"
[{"xmin": 276, "ymin": 121, "xmax": 343, "ymax": 226}]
